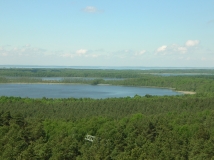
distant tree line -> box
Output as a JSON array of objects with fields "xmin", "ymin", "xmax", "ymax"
[{"xmin": 0, "ymin": 68, "xmax": 214, "ymax": 78}]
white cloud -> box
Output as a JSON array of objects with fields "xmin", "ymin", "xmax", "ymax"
[
  {"xmin": 139, "ymin": 50, "xmax": 146, "ymax": 55},
  {"xmin": 177, "ymin": 47, "xmax": 187, "ymax": 54},
  {"xmin": 61, "ymin": 53, "xmax": 74, "ymax": 58},
  {"xmin": 0, "ymin": 45, "xmax": 50, "ymax": 57},
  {"xmin": 185, "ymin": 40, "xmax": 199, "ymax": 47},
  {"xmin": 76, "ymin": 49, "xmax": 87, "ymax": 55},
  {"xmin": 60, "ymin": 49, "xmax": 101, "ymax": 59},
  {"xmin": 83, "ymin": 6, "xmax": 102, "ymax": 13},
  {"xmin": 157, "ymin": 45, "xmax": 167, "ymax": 52},
  {"xmin": 23, "ymin": 44, "xmax": 31, "ymax": 47},
  {"xmin": 155, "ymin": 44, "xmax": 187, "ymax": 56},
  {"xmin": 155, "ymin": 40, "xmax": 201, "ymax": 56},
  {"xmin": 0, "ymin": 53, "xmax": 8, "ymax": 57},
  {"xmin": 89, "ymin": 54, "xmax": 99, "ymax": 58},
  {"xmin": 134, "ymin": 50, "xmax": 146, "ymax": 56}
]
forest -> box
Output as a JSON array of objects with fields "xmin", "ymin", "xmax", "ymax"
[
  {"xmin": 1, "ymin": 68, "xmax": 214, "ymax": 78},
  {"xmin": 0, "ymin": 68, "xmax": 214, "ymax": 159}
]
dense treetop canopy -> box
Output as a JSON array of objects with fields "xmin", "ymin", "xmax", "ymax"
[{"xmin": 0, "ymin": 68, "xmax": 214, "ymax": 159}]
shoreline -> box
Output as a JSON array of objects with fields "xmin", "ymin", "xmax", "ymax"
[{"xmin": 176, "ymin": 91, "xmax": 196, "ymax": 95}]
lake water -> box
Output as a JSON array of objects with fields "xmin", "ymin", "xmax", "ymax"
[
  {"xmin": 41, "ymin": 77, "xmax": 124, "ymax": 81},
  {"xmin": 5, "ymin": 77, "xmax": 124, "ymax": 81},
  {"xmin": 151, "ymin": 73, "xmax": 214, "ymax": 76},
  {"xmin": 0, "ymin": 84, "xmax": 181, "ymax": 99}
]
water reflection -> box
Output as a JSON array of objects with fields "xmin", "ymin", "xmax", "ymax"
[{"xmin": 0, "ymin": 84, "xmax": 181, "ymax": 99}]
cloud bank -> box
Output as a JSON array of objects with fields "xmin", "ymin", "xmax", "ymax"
[{"xmin": 1, "ymin": 39, "xmax": 213, "ymax": 67}]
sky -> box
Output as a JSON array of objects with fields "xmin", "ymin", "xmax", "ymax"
[{"xmin": 0, "ymin": 0, "xmax": 214, "ymax": 67}]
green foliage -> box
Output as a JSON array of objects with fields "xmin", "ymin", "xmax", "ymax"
[
  {"xmin": 1, "ymin": 95, "xmax": 214, "ymax": 120},
  {"xmin": 0, "ymin": 68, "xmax": 214, "ymax": 159},
  {"xmin": 109, "ymin": 75, "xmax": 214, "ymax": 93},
  {"xmin": 0, "ymin": 68, "xmax": 144, "ymax": 78},
  {"xmin": 0, "ymin": 94, "xmax": 214, "ymax": 159},
  {"xmin": 90, "ymin": 79, "xmax": 105, "ymax": 85}
]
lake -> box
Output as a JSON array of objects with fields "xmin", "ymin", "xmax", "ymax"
[
  {"xmin": 4, "ymin": 77, "xmax": 124, "ymax": 81},
  {"xmin": 151, "ymin": 73, "xmax": 214, "ymax": 76},
  {"xmin": 0, "ymin": 84, "xmax": 182, "ymax": 99},
  {"xmin": 41, "ymin": 77, "xmax": 124, "ymax": 81}
]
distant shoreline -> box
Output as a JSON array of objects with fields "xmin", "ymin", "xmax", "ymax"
[
  {"xmin": 0, "ymin": 82, "xmax": 85, "ymax": 85},
  {"xmin": 1, "ymin": 65, "xmax": 214, "ymax": 70}
]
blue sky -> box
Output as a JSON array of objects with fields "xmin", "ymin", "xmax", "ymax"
[{"xmin": 0, "ymin": 0, "xmax": 214, "ymax": 67}]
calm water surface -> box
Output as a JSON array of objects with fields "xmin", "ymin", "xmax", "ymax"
[
  {"xmin": 151, "ymin": 73, "xmax": 214, "ymax": 76},
  {"xmin": 0, "ymin": 84, "xmax": 181, "ymax": 99},
  {"xmin": 5, "ymin": 77, "xmax": 124, "ymax": 81},
  {"xmin": 41, "ymin": 77, "xmax": 124, "ymax": 81}
]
